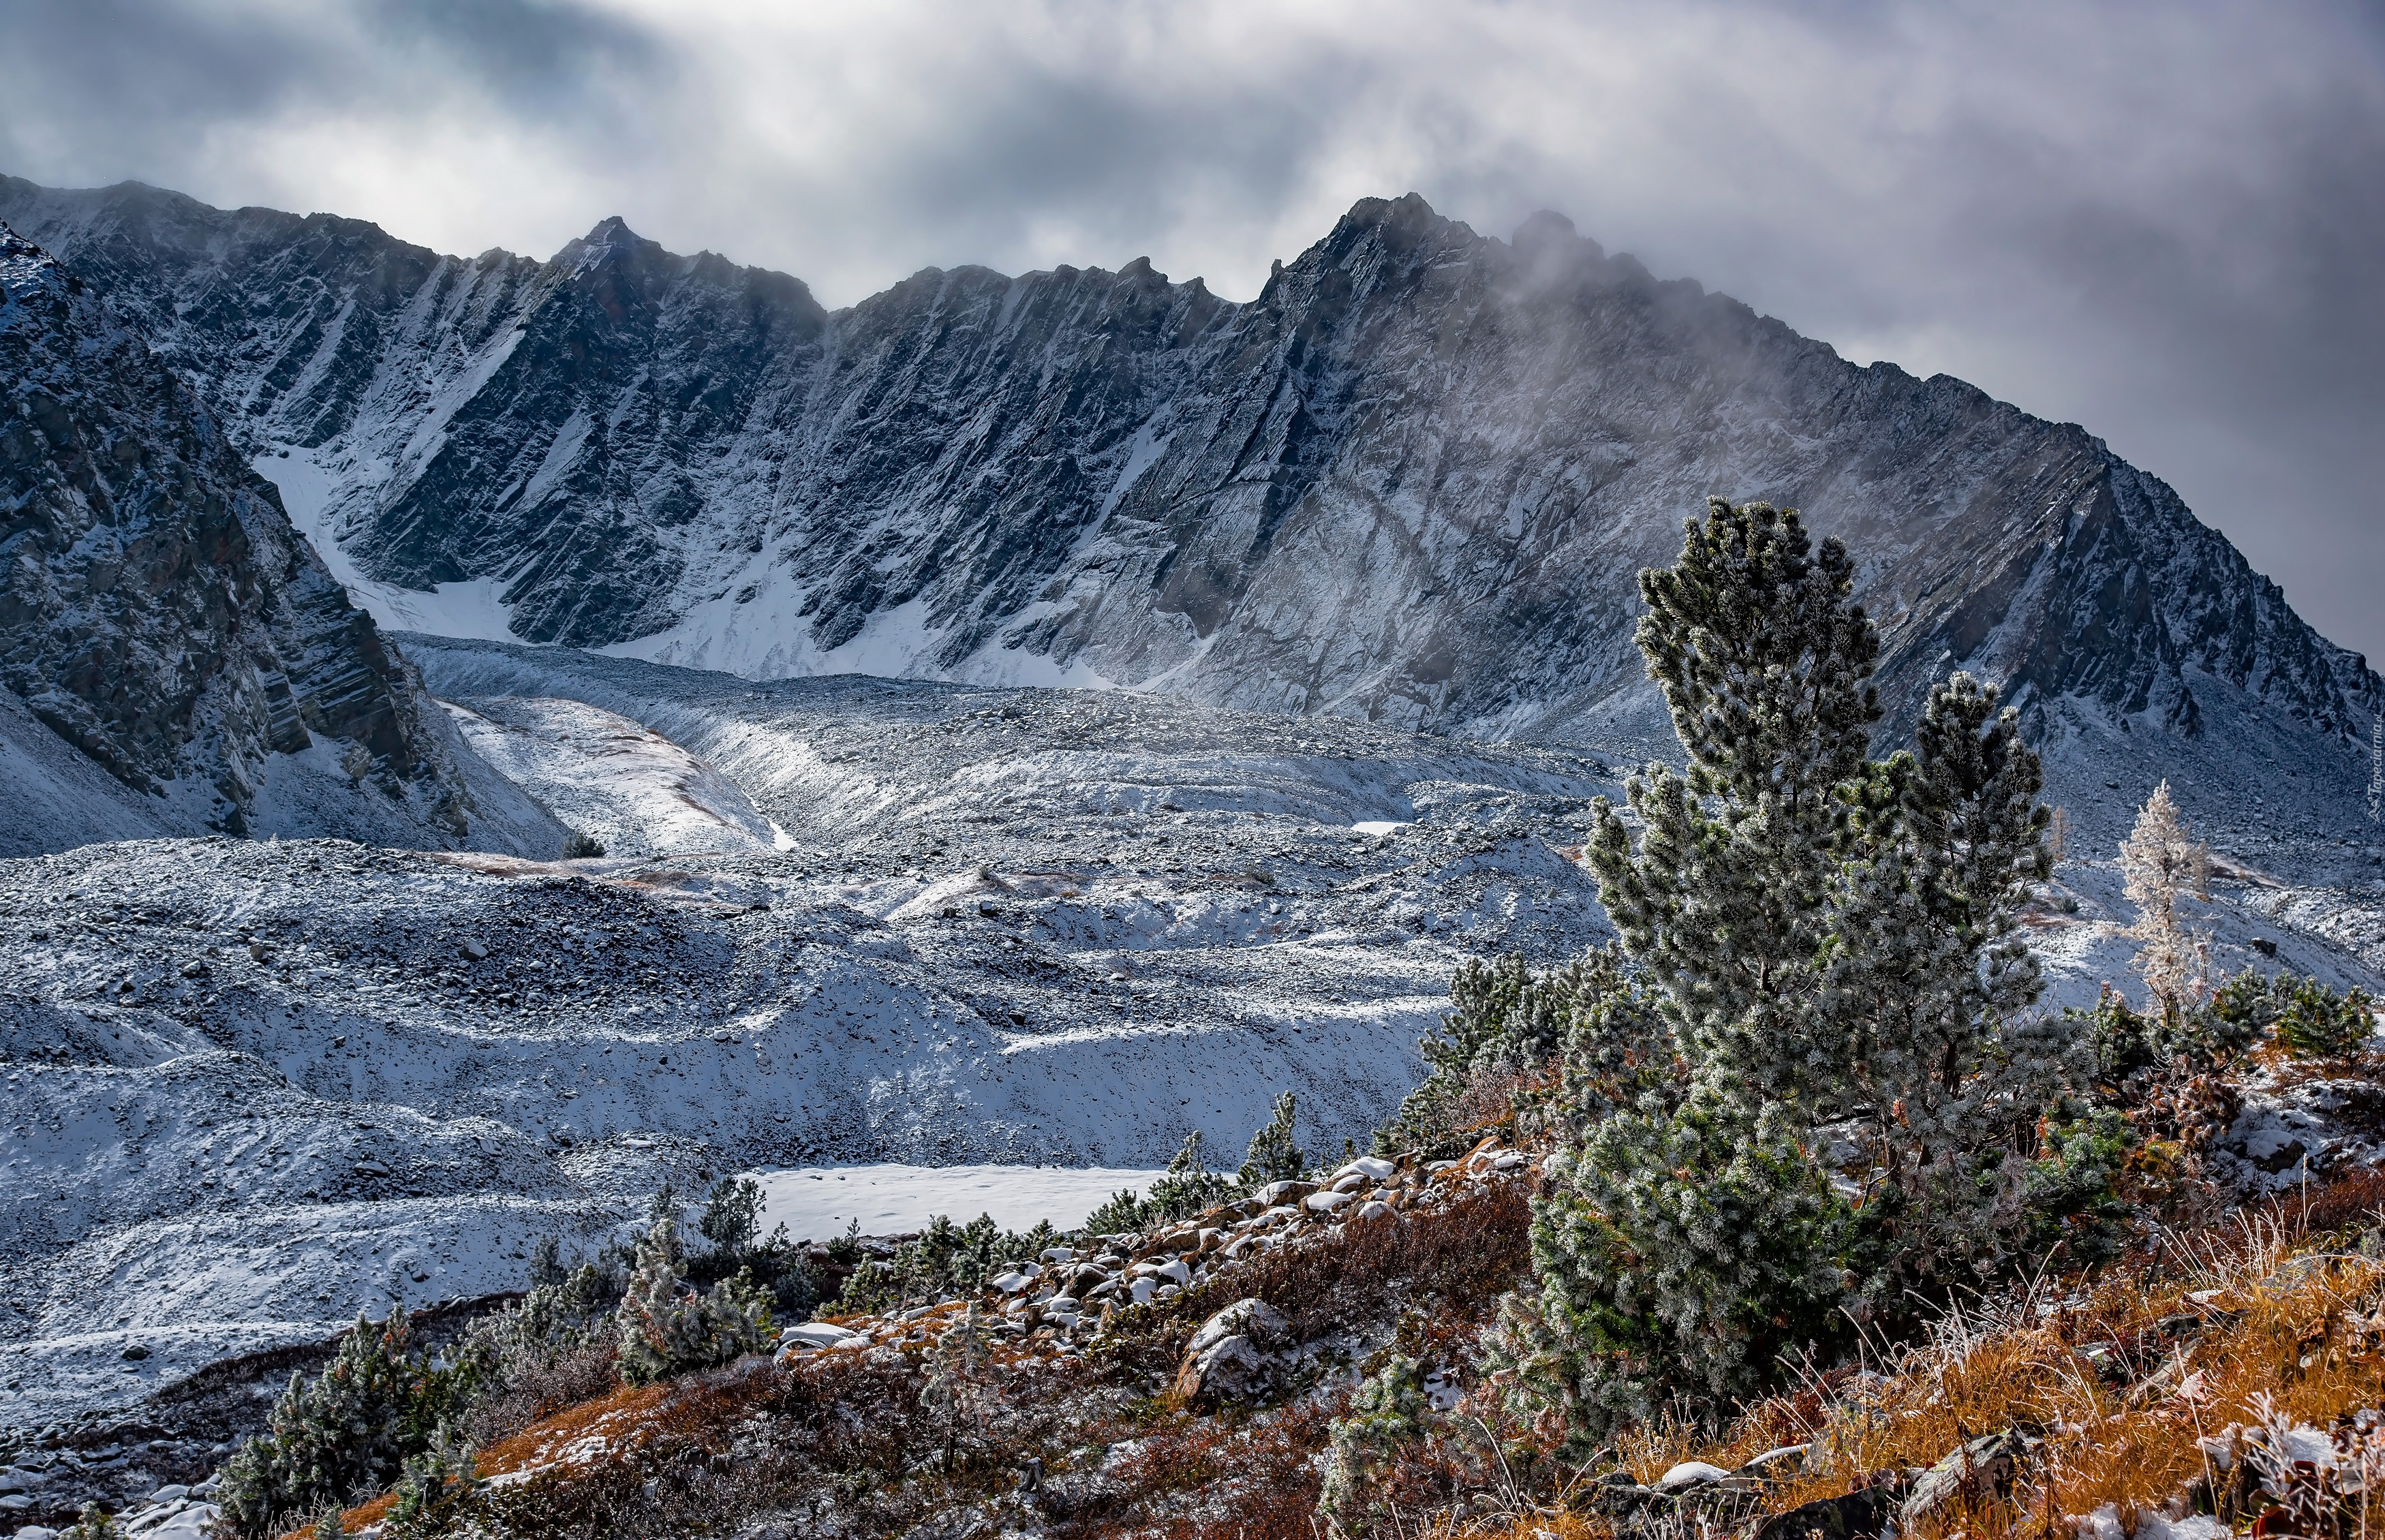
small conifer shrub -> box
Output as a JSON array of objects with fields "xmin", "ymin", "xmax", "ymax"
[
  {"xmin": 2271, "ymin": 974, "xmax": 2376, "ymax": 1059},
  {"xmin": 1495, "ymin": 498, "xmax": 2073, "ymax": 1449},
  {"xmin": 1318, "ymin": 1353, "xmax": 1429, "ymax": 1536},
  {"xmin": 217, "ymin": 1312, "xmax": 462, "ymax": 1538},
  {"xmin": 1239, "ymin": 1092, "xmax": 1310, "ymax": 1186},
  {"xmin": 1083, "ymin": 1130, "xmax": 1237, "ymax": 1235},
  {"xmin": 383, "ymin": 1423, "xmax": 480, "ymax": 1538},
  {"xmin": 60, "ymin": 1503, "xmax": 121, "ymax": 1540},
  {"xmin": 613, "ymin": 1216, "xmax": 773, "ymax": 1385}
]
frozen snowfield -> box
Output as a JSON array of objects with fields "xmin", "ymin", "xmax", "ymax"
[
  {"xmin": 747, "ymin": 1164, "xmax": 1174, "ymax": 1239},
  {"xmin": 440, "ymin": 696, "xmax": 791, "ymax": 857}
]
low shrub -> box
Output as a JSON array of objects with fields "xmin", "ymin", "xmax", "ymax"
[
  {"xmin": 217, "ymin": 1312, "xmax": 465, "ymax": 1539},
  {"xmin": 686, "ymin": 1175, "xmax": 818, "ymax": 1318},
  {"xmin": 613, "ymin": 1217, "xmax": 774, "ymax": 1386},
  {"xmin": 1085, "ymin": 1130, "xmax": 1237, "ymax": 1236},
  {"xmin": 2085, "ymin": 970, "xmax": 2375, "ymax": 1079},
  {"xmin": 1318, "ymin": 1352, "xmax": 1427, "ymax": 1535},
  {"xmin": 1237, "ymin": 1091, "xmax": 1310, "ymax": 1187},
  {"xmin": 2269, "ymin": 974, "xmax": 2378, "ymax": 1060}
]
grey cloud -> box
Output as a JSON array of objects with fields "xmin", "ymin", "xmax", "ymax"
[
  {"xmin": 0, "ymin": 0, "xmax": 667, "ymax": 198},
  {"xmin": 1, "ymin": 0, "xmax": 2380, "ymax": 664}
]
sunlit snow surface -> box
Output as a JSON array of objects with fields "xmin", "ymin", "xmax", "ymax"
[
  {"xmin": 440, "ymin": 696, "xmax": 786, "ymax": 857},
  {"xmin": 748, "ymin": 1164, "xmax": 1172, "ymax": 1239}
]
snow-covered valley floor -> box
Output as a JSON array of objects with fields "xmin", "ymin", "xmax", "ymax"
[
  {"xmin": 0, "ymin": 641, "xmax": 1637, "ymax": 1434},
  {"xmin": 6, "ymin": 635, "xmax": 2384, "ymax": 1443}
]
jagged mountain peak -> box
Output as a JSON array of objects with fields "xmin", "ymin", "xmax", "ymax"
[
  {"xmin": 3, "ymin": 174, "xmax": 2373, "ymax": 854},
  {"xmin": 579, "ymin": 213, "xmax": 642, "ymax": 247}
]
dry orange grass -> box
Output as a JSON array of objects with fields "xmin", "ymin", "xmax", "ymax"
[{"xmin": 1599, "ymin": 1203, "xmax": 2385, "ymax": 1540}]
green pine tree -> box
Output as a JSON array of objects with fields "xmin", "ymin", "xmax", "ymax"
[
  {"xmin": 613, "ymin": 1216, "xmax": 773, "ymax": 1386},
  {"xmin": 1317, "ymin": 1353, "xmax": 1430, "ymax": 1537},
  {"xmin": 217, "ymin": 1311, "xmax": 459, "ymax": 1539},
  {"xmin": 1240, "ymin": 1092, "xmax": 1311, "ymax": 1186},
  {"xmin": 1501, "ymin": 498, "xmax": 2069, "ymax": 1448}
]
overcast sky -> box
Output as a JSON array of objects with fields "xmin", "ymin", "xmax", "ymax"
[{"xmin": 5, "ymin": 0, "xmax": 2382, "ymax": 664}]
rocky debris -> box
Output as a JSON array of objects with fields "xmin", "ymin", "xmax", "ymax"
[
  {"xmin": 786, "ymin": 1137, "xmax": 1537, "ymax": 1383},
  {"xmin": 1753, "ymin": 1484, "xmax": 1901, "ymax": 1540},
  {"xmin": 774, "ymin": 1322, "xmax": 863, "ymax": 1357},
  {"xmin": 2205, "ymin": 1067, "xmax": 2385, "ymax": 1195},
  {"xmin": 5, "ymin": 771, "xmax": 1570, "ymax": 1428},
  {"xmin": 1902, "ymin": 1431, "xmax": 2020, "ymax": 1531},
  {"xmin": 1657, "ymin": 1460, "xmax": 1732, "ymax": 1493},
  {"xmin": 1172, "ymin": 1333, "xmax": 1271, "ymax": 1408},
  {"xmin": 0, "ymin": 1441, "xmax": 226, "ymax": 1534}
]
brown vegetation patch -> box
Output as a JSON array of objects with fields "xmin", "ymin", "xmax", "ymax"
[
  {"xmin": 1584, "ymin": 1182, "xmax": 2385, "ymax": 1540},
  {"xmin": 1106, "ymin": 1175, "xmax": 1535, "ymax": 1379}
]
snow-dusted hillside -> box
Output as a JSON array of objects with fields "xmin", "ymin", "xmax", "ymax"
[
  {"xmin": 5, "ymin": 637, "xmax": 2382, "ymax": 1440},
  {"xmin": 0, "ymin": 224, "xmax": 566, "ymax": 859},
  {"xmin": 3, "ymin": 178, "xmax": 2373, "ymax": 865},
  {"xmin": 0, "ymin": 648, "xmax": 1640, "ymax": 1430}
]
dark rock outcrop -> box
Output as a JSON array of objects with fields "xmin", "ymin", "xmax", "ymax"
[{"xmin": 0, "ymin": 224, "xmax": 561, "ymax": 850}]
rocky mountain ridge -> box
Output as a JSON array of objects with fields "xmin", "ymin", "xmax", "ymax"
[
  {"xmin": 0, "ymin": 223, "xmax": 564, "ymax": 855},
  {"xmin": 0, "ymin": 176, "xmax": 2376, "ymax": 850}
]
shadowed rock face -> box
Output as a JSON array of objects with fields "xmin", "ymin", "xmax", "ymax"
[
  {"xmin": 0, "ymin": 225, "xmax": 553, "ymax": 848},
  {"xmin": 3, "ymin": 179, "xmax": 2373, "ymax": 820}
]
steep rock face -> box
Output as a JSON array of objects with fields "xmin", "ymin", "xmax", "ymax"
[
  {"xmin": 3, "ymin": 179, "xmax": 2373, "ymax": 829},
  {"xmin": 0, "ymin": 224, "xmax": 564, "ymax": 851}
]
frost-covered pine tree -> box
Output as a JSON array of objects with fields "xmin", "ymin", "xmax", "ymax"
[
  {"xmin": 1826, "ymin": 672, "xmax": 2067, "ymax": 1299},
  {"xmin": 614, "ymin": 1216, "xmax": 773, "ymax": 1385},
  {"xmin": 1501, "ymin": 499, "xmax": 2063, "ymax": 1447},
  {"xmin": 1317, "ymin": 1353, "xmax": 1428, "ymax": 1537},
  {"xmin": 218, "ymin": 1312, "xmax": 448, "ymax": 1538},
  {"xmin": 2119, "ymin": 781, "xmax": 2211, "ymax": 1021},
  {"xmin": 1240, "ymin": 1092, "xmax": 1310, "ymax": 1186}
]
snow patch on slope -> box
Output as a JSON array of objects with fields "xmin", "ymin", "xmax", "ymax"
[
  {"xmin": 258, "ymin": 448, "xmax": 521, "ymax": 645},
  {"xmin": 748, "ymin": 1163, "xmax": 1172, "ymax": 1240},
  {"xmin": 440, "ymin": 696, "xmax": 781, "ymax": 857}
]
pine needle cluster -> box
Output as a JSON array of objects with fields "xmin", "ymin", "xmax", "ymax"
[{"xmin": 613, "ymin": 1216, "xmax": 775, "ymax": 1387}]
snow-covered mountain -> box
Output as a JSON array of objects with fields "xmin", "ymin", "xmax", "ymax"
[
  {"xmin": 7, "ymin": 172, "xmax": 2385, "ymax": 1447},
  {"xmin": 0, "ymin": 226, "xmax": 565, "ymax": 857},
  {"xmin": 4, "ymin": 177, "xmax": 2373, "ymax": 854}
]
